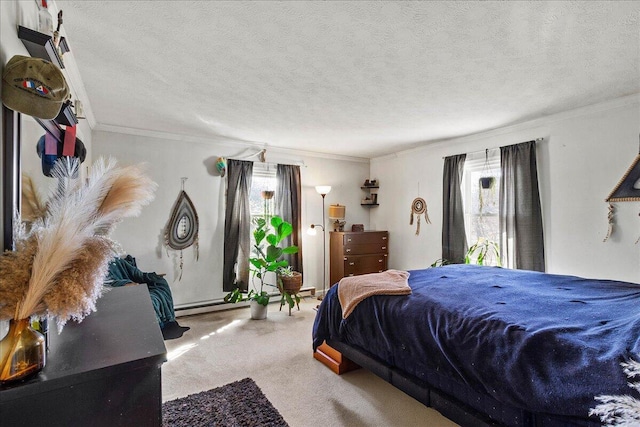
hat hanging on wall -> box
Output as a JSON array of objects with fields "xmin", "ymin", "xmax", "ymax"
[
  {"xmin": 410, "ymin": 197, "xmax": 431, "ymax": 236},
  {"xmin": 1, "ymin": 55, "xmax": 70, "ymax": 119},
  {"xmin": 36, "ymin": 125, "xmax": 86, "ymax": 178},
  {"xmin": 164, "ymin": 177, "xmax": 199, "ymax": 280}
]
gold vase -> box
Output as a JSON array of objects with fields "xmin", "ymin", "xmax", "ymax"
[{"xmin": 0, "ymin": 318, "xmax": 46, "ymax": 384}]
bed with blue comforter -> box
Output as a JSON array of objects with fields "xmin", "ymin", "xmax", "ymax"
[{"xmin": 312, "ymin": 264, "xmax": 640, "ymax": 426}]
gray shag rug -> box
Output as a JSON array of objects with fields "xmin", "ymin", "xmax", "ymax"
[{"xmin": 162, "ymin": 378, "xmax": 289, "ymax": 427}]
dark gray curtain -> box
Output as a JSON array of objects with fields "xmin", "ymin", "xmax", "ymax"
[
  {"xmin": 276, "ymin": 164, "xmax": 303, "ymax": 274},
  {"xmin": 223, "ymin": 160, "xmax": 253, "ymax": 291},
  {"xmin": 499, "ymin": 140, "xmax": 545, "ymax": 272},
  {"xmin": 442, "ymin": 154, "xmax": 467, "ymax": 263}
]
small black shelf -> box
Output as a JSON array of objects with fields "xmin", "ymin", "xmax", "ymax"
[
  {"xmin": 18, "ymin": 25, "xmax": 64, "ymax": 69},
  {"xmin": 55, "ymin": 101, "xmax": 78, "ymax": 126},
  {"xmin": 361, "ymin": 186, "xmax": 380, "ymax": 190},
  {"xmin": 361, "ymin": 203, "xmax": 380, "ymax": 207}
]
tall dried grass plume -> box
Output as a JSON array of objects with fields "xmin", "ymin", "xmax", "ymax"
[
  {"xmin": 590, "ymin": 358, "xmax": 640, "ymax": 426},
  {"xmin": 0, "ymin": 157, "xmax": 157, "ymax": 330}
]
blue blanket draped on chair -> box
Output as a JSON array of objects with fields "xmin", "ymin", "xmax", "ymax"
[{"xmin": 106, "ymin": 255, "xmax": 176, "ymax": 328}]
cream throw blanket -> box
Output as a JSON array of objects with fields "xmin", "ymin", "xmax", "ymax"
[{"xmin": 338, "ymin": 269, "xmax": 411, "ymax": 319}]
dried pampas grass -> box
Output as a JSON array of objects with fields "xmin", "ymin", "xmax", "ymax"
[
  {"xmin": 0, "ymin": 157, "xmax": 156, "ymax": 330},
  {"xmin": 590, "ymin": 358, "xmax": 640, "ymax": 426}
]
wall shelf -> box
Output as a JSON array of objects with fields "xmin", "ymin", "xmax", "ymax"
[
  {"xmin": 18, "ymin": 25, "xmax": 64, "ymax": 69},
  {"xmin": 17, "ymin": 26, "xmax": 77, "ymax": 143},
  {"xmin": 360, "ymin": 180, "xmax": 379, "ymax": 206}
]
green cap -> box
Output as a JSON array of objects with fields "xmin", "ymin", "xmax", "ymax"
[{"xmin": 2, "ymin": 55, "xmax": 70, "ymax": 120}]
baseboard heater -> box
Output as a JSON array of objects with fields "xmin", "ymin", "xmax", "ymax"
[{"xmin": 175, "ymin": 286, "xmax": 316, "ymax": 317}]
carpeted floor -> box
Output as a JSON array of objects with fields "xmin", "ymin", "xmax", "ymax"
[{"xmin": 163, "ymin": 377, "xmax": 289, "ymax": 427}]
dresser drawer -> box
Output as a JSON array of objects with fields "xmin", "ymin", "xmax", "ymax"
[
  {"xmin": 343, "ymin": 254, "xmax": 388, "ymax": 276},
  {"xmin": 343, "ymin": 242, "xmax": 388, "ymax": 255},
  {"xmin": 343, "ymin": 232, "xmax": 388, "ymax": 246}
]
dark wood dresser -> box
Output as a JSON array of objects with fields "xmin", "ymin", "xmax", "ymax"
[
  {"xmin": 0, "ymin": 285, "xmax": 167, "ymax": 427},
  {"xmin": 315, "ymin": 230, "xmax": 389, "ymax": 374},
  {"xmin": 329, "ymin": 231, "xmax": 389, "ymax": 287}
]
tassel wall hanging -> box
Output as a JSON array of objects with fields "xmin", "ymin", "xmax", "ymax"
[
  {"xmin": 410, "ymin": 197, "xmax": 431, "ymax": 235},
  {"xmin": 164, "ymin": 177, "xmax": 199, "ymax": 280}
]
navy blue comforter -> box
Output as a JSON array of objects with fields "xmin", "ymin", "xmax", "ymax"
[{"xmin": 312, "ymin": 264, "xmax": 640, "ymax": 417}]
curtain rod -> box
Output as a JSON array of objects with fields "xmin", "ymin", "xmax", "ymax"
[
  {"xmin": 226, "ymin": 148, "xmax": 306, "ymax": 167},
  {"xmin": 442, "ymin": 138, "xmax": 544, "ymax": 160}
]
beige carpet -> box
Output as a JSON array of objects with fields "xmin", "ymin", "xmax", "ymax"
[{"xmin": 162, "ymin": 297, "xmax": 458, "ymax": 427}]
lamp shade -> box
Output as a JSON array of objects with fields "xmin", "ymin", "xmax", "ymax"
[
  {"xmin": 315, "ymin": 185, "xmax": 331, "ymax": 195},
  {"xmin": 328, "ymin": 204, "xmax": 346, "ymax": 219}
]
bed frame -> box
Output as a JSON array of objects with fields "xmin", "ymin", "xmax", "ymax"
[{"xmin": 321, "ymin": 340, "xmax": 600, "ymax": 427}]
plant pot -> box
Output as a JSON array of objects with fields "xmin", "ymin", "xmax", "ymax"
[
  {"xmin": 279, "ymin": 271, "xmax": 302, "ymax": 295},
  {"xmin": 0, "ymin": 318, "xmax": 46, "ymax": 384},
  {"xmin": 479, "ymin": 177, "xmax": 495, "ymax": 189},
  {"xmin": 250, "ymin": 300, "xmax": 268, "ymax": 320}
]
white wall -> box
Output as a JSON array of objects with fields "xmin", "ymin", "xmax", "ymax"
[
  {"xmin": 371, "ymin": 95, "xmax": 640, "ymax": 284},
  {"xmin": 92, "ymin": 129, "xmax": 370, "ymax": 308}
]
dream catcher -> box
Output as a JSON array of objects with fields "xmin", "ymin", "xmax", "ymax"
[
  {"xmin": 410, "ymin": 197, "xmax": 431, "ymax": 235},
  {"xmin": 164, "ymin": 177, "xmax": 199, "ymax": 280}
]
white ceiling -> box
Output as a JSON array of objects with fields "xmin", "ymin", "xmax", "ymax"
[{"xmin": 56, "ymin": 1, "xmax": 640, "ymax": 159}]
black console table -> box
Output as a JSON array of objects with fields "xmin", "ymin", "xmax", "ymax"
[{"xmin": 0, "ymin": 285, "xmax": 167, "ymax": 427}]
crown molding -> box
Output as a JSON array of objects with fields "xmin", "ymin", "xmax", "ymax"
[
  {"xmin": 94, "ymin": 123, "xmax": 369, "ymax": 163},
  {"xmin": 372, "ymin": 94, "xmax": 640, "ymax": 162}
]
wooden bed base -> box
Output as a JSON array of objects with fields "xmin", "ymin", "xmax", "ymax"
[
  {"xmin": 313, "ymin": 342, "xmax": 360, "ymax": 375},
  {"xmin": 317, "ymin": 340, "xmax": 599, "ymax": 427}
]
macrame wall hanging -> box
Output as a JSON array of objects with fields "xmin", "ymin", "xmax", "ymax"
[
  {"xmin": 603, "ymin": 142, "xmax": 640, "ymax": 244},
  {"xmin": 410, "ymin": 197, "xmax": 431, "ymax": 235},
  {"xmin": 164, "ymin": 177, "xmax": 199, "ymax": 280}
]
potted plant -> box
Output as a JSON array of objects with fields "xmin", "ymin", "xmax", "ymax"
[
  {"xmin": 277, "ymin": 266, "xmax": 302, "ymax": 315},
  {"xmin": 465, "ymin": 238, "xmax": 501, "ymax": 266},
  {"xmin": 224, "ymin": 216, "xmax": 298, "ymax": 319}
]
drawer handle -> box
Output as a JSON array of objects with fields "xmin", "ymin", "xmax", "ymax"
[
  {"xmin": 347, "ymin": 238, "xmax": 352, "ymax": 242},
  {"xmin": 381, "ymin": 246, "xmax": 386, "ymax": 250},
  {"xmin": 378, "ymin": 259, "xmax": 383, "ymax": 263},
  {"xmin": 349, "ymin": 262, "xmax": 355, "ymax": 266},
  {"xmin": 343, "ymin": 257, "xmax": 347, "ymax": 261},
  {"xmin": 346, "ymin": 249, "xmax": 351, "ymax": 252},
  {"xmin": 348, "ymin": 274, "xmax": 354, "ymax": 277},
  {"xmin": 382, "ymin": 236, "xmax": 387, "ymax": 240},
  {"xmin": 378, "ymin": 270, "xmax": 383, "ymax": 272}
]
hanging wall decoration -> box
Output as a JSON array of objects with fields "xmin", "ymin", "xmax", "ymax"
[
  {"xmin": 215, "ymin": 157, "xmax": 226, "ymax": 177},
  {"xmin": 164, "ymin": 178, "xmax": 199, "ymax": 279},
  {"xmin": 410, "ymin": 197, "xmax": 431, "ymax": 236},
  {"xmin": 603, "ymin": 146, "xmax": 640, "ymax": 243}
]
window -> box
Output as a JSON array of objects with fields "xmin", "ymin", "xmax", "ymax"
[
  {"xmin": 249, "ymin": 163, "xmax": 277, "ymax": 217},
  {"xmin": 249, "ymin": 163, "xmax": 277, "ymax": 257},
  {"xmin": 462, "ymin": 149, "xmax": 501, "ymax": 265}
]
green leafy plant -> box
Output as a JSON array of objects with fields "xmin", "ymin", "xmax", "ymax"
[
  {"xmin": 464, "ymin": 238, "xmax": 501, "ymax": 266},
  {"xmin": 430, "ymin": 258, "xmax": 451, "ymax": 268},
  {"xmin": 224, "ymin": 216, "xmax": 298, "ymax": 307}
]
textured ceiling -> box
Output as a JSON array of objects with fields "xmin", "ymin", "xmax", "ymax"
[{"xmin": 56, "ymin": 1, "xmax": 640, "ymax": 158}]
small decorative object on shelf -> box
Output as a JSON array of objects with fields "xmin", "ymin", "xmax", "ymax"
[
  {"xmin": 36, "ymin": 0, "xmax": 54, "ymax": 36},
  {"xmin": 352, "ymin": 224, "xmax": 364, "ymax": 232}
]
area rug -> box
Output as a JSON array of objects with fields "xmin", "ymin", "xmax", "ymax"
[{"xmin": 162, "ymin": 377, "xmax": 289, "ymax": 427}]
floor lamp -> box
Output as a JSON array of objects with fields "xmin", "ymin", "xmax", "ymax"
[{"xmin": 308, "ymin": 185, "xmax": 331, "ymax": 300}]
